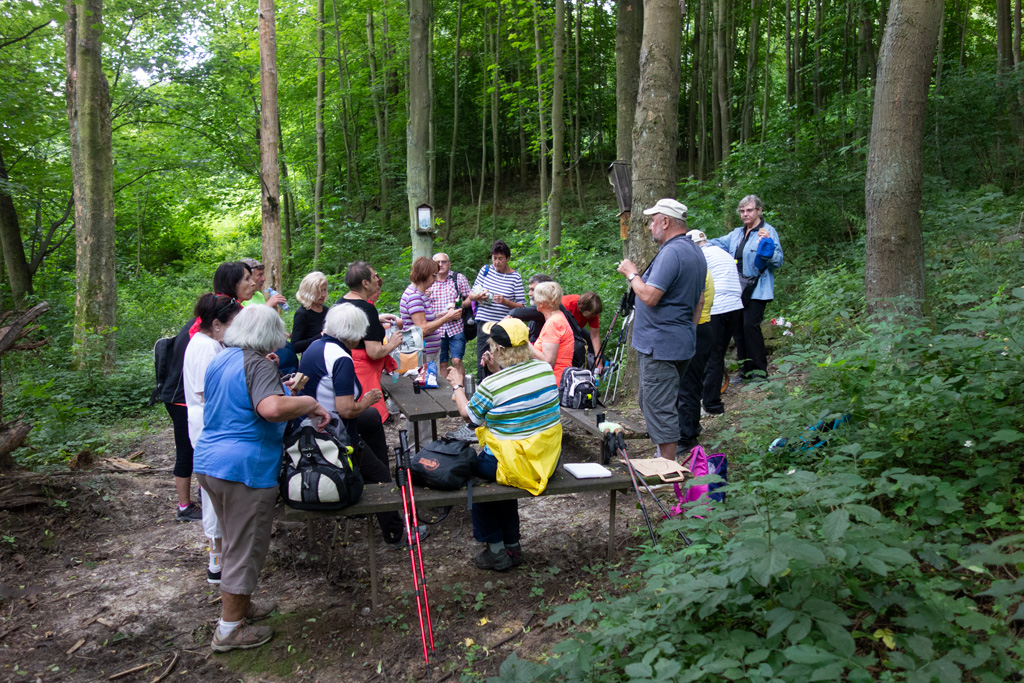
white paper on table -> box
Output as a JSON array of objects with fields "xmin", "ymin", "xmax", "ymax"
[{"xmin": 564, "ymin": 463, "xmax": 613, "ymax": 479}]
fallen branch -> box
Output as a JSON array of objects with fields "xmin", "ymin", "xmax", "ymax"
[
  {"xmin": 149, "ymin": 651, "xmax": 178, "ymax": 683},
  {"xmin": 108, "ymin": 661, "xmax": 157, "ymax": 680}
]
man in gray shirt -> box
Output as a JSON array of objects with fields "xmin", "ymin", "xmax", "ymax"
[{"xmin": 617, "ymin": 199, "xmax": 706, "ymax": 461}]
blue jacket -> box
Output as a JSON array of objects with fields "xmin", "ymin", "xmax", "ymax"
[{"xmin": 708, "ymin": 221, "xmax": 783, "ymax": 301}]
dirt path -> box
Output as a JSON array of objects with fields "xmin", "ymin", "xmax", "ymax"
[{"xmin": 0, "ymin": 385, "xmax": 752, "ymax": 682}]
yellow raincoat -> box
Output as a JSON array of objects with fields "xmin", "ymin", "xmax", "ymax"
[{"xmin": 475, "ymin": 423, "xmax": 562, "ymax": 496}]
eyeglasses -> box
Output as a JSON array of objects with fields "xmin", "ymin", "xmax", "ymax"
[{"xmin": 434, "ymin": 259, "xmax": 449, "ymax": 264}]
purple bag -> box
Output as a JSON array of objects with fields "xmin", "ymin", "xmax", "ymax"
[{"xmin": 670, "ymin": 445, "xmax": 728, "ymax": 515}]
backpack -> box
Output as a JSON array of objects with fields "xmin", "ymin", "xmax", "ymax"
[
  {"xmin": 559, "ymin": 367, "xmax": 597, "ymax": 409},
  {"xmin": 451, "ymin": 271, "xmax": 478, "ymax": 342},
  {"xmin": 409, "ymin": 437, "xmax": 478, "ymax": 490},
  {"xmin": 149, "ymin": 336, "xmax": 175, "ymax": 406},
  {"xmin": 672, "ymin": 445, "xmax": 727, "ymax": 513},
  {"xmin": 559, "ymin": 304, "xmax": 592, "ymax": 369},
  {"xmin": 280, "ymin": 420, "xmax": 364, "ymax": 511}
]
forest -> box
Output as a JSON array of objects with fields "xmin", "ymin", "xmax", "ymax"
[{"xmin": 1, "ymin": 0, "xmax": 1023, "ymax": 679}]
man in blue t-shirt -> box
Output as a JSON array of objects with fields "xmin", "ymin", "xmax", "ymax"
[{"xmin": 617, "ymin": 198, "xmax": 707, "ymax": 462}]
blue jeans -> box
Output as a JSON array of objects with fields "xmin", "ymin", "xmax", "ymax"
[
  {"xmin": 440, "ymin": 331, "xmax": 467, "ymax": 363},
  {"xmin": 470, "ymin": 448, "xmax": 520, "ymax": 545}
]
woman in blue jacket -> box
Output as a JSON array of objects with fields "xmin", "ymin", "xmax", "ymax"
[{"xmin": 708, "ymin": 195, "xmax": 783, "ymax": 380}]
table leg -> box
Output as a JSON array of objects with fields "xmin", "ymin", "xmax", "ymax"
[
  {"xmin": 306, "ymin": 520, "xmax": 316, "ymax": 551},
  {"xmin": 367, "ymin": 517, "xmax": 379, "ymax": 610},
  {"xmin": 431, "ymin": 419, "xmax": 438, "ymax": 441},
  {"xmin": 607, "ymin": 489, "xmax": 617, "ymax": 560},
  {"xmin": 413, "ymin": 421, "xmax": 421, "ymax": 452}
]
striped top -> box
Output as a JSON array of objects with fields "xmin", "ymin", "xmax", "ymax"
[
  {"xmin": 466, "ymin": 359, "xmax": 560, "ymax": 439},
  {"xmin": 400, "ymin": 284, "xmax": 441, "ymax": 355},
  {"xmin": 472, "ymin": 265, "xmax": 526, "ymax": 323}
]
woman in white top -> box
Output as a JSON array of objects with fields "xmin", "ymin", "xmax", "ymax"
[{"xmin": 183, "ymin": 293, "xmax": 243, "ymax": 584}]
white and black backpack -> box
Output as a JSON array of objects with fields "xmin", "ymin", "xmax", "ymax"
[
  {"xmin": 280, "ymin": 420, "xmax": 364, "ymax": 511},
  {"xmin": 559, "ymin": 367, "xmax": 597, "ymax": 409}
]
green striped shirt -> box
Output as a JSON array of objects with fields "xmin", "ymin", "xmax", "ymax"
[{"xmin": 466, "ymin": 359, "xmax": 560, "ymax": 438}]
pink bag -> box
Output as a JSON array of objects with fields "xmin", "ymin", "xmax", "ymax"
[{"xmin": 670, "ymin": 445, "xmax": 727, "ymax": 516}]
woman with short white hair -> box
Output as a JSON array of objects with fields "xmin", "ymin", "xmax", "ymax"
[
  {"xmin": 290, "ymin": 271, "xmax": 329, "ymax": 355},
  {"xmin": 194, "ymin": 304, "xmax": 330, "ymax": 653},
  {"xmin": 297, "ymin": 304, "xmax": 422, "ymax": 549},
  {"xmin": 530, "ymin": 281, "xmax": 575, "ymax": 385}
]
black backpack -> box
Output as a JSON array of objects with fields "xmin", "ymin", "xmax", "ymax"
[
  {"xmin": 409, "ymin": 438, "xmax": 478, "ymax": 490},
  {"xmin": 559, "ymin": 367, "xmax": 597, "ymax": 409},
  {"xmin": 280, "ymin": 421, "xmax": 364, "ymax": 511},
  {"xmin": 559, "ymin": 304, "xmax": 593, "ymax": 369},
  {"xmin": 451, "ymin": 272, "xmax": 478, "ymax": 341},
  {"xmin": 149, "ymin": 336, "xmax": 175, "ymax": 406}
]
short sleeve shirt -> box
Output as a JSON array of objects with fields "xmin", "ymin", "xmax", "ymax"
[
  {"xmin": 400, "ymin": 284, "xmax": 441, "ymax": 355},
  {"xmin": 183, "ymin": 332, "xmax": 225, "ymax": 446},
  {"xmin": 466, "ymin": 359, "xmax": 560, "ymax": 438},
  {"xmin": 535, "ymin": 311, "xmax": 575, "ymax": 384},
  {"xmin": 473, "ymin": 266, "xmax": 526, "ymax": 323},
  {"xmin": 429, "ymin": 272, "xmax": 471, "ymax": 337},
  {"xmin": 561, "ymin": 295, "xmax": 599, "ymax": 330},
  {"xmin": 631, "ymin": 235, "xmax": 707, "ymax": 361},
  {"xmin": 297, "ymin": 335, "xmax": 362, "ymax": 444},
  {"xmin": 339, "ymin": 298, "xmax": 387, "ymax": 349}
]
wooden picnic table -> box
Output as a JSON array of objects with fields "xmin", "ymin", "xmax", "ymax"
[
  {"xmin": 381, "ymin": 371, "xmax": 461, "ymax": 450},
  {"xmin": 286, "ymin": 462, "xmax": 636, "ymax": 609}
]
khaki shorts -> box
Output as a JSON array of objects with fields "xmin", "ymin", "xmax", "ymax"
[{"xmin": 195, "ymin": 474, "xmax": 277, "ymax": 595}]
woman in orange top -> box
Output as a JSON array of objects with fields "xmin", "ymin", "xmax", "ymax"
[{"xmin": 529, "ymin": 281, "xmax": 575, "ymax": 384}]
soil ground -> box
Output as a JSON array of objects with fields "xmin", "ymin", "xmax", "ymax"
[{"xmin": 0, "ymin": 381, "xmax": 755, "ymax": 683}]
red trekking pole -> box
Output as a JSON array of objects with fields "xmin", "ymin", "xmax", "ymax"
[{"xmin": 396, "ymin": 430, "xmax": 435, "ymax": 671}]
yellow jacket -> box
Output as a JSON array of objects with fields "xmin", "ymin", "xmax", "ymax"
[{"xmin": 475, "ymin": 423, "xmax": 562, "ymax": 496}]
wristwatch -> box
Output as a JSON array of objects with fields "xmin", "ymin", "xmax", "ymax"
[
  {"xmin": 628, "ymin": 272, "xmax": 639, "ymax": 282},
  {"xmin": 451, "ymin": 384, "xmax": 464, "ymax": 391}
]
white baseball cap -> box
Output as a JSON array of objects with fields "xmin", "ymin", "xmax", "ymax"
[
  {"xmin": 642, "ymin": 198, "xmax": 688, "ymax": 220},
  {"xmin": 687, "ymin": 230, "xmax": 708, "ymax": 243}
]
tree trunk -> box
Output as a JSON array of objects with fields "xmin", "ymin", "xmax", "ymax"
[
  {"xmin": 628, "ymin": 0, "xmax": 681, "ymax": 271},
  {"xmin": 445, "ymin": 0, "xmax": 464, "ymax": 234},
  {"xmin": 997, "ymin": 0, "xmax": 1012, "ymax": 73},
  {"xmin": 516, "ymin": 57, "xmax": 529, "ymax": 184},
  {"xmin": 408, "ymin": 0, "xmax": 433, "ymax": 260},
  {"xmin": 0, "ymin": 146, "xmax": 33, "ymax": 307},
  {"xmin": 367, "ymin": 13, "xmax": 390, "ymax": 218},
  {"xmin": 476, "ymin": 78, "xmax": 488, "ymax": 238},
  {"xmin": 615, "ymin": 0, "xmax": 643, "ymax": 163},
  {"xmin": 491, "ymin": 2, "xmax": 500, "ymax": 237},
  {"xmin": 761, "ymin": 0, "xmax": 774, "ymax": 143},
  {"xmin": 548, "ymin": 0, "xmax": 565, "ymax": 261},
  {"xmin": 688, "ymin": 15, "xmax": 700, "ymax": 177},
  {"xmin": 959, "ymin": 0, "xmax": 970, "ymax": 68},
  {"xmin": 339, "ymin": 43, "xmax": 363, "ymax": 217},
  {"xmin": 313, "ymin": 0, "xmax": 326, "ymax": 267},
  {"xmin": 573, "ymin": 0, "xmax": 585, "ymax": 211},
  {"xmin": 813, "ymin": 0, "xmax": 823, "ymax": 110},
  {"xmin": 785, "ymin": 0, "xmax": 794, "ymax": 103},
  {"xmin": 258, "ymin": 0, "xmax": 284, "ymax": 293},
  {"xmin": 864, "ymin": 0, "xmax": 943, "ymax": 317},
  {"xmin": 697, "ymin": 0, "xmax": 709, "ymax": 179},
  {"xmin": 65, "ymin": 0, "xmax": 116, "ymax": 370},
  {"xmin": 332, "ymin": 0, "xmax": 353, "ymax": 207},
  {"xmin": 714, "ymin": 0, "xmax": 730, "ymax": 162},
  {"xmin": 741, "ymin": 0, "xmax": 760, "ymax": 143},
  {"xmin": 428, "ymin": 2, "xmax": 436, "ymax": 206},
  {"xmin": 534, "ymin": 0, "xmax": 549, "ymax": 212}
]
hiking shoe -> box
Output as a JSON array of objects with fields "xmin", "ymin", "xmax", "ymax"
[
  {"xmin": 176, "ymin": 503, "xmax": 202, "ymax": 522},
  {"xmin": 506, "ymin": 544, "xmax": 524, "ymax": 567},
  {"xmin": 211, "ymin": 622, "xmax": 273, "ymax": 652},
  {"xmin": 386, "ymin": 525, "xmax": 429, "ymax": 550},
  {"xmin": 245, "ymin": 598, "xmax": 278, "ymax": 621},
  {"xmin": 475, "ymin": 547, "xmax": 513, "ymax": 571},
  {"xmin": 448, "ymin": 424, "xmax": 478, "ymax": 442},
  {"xmin": 207, "ymin": 569, "xmax": 221, "ymax": 585}
]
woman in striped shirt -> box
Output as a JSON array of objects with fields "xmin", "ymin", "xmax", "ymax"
[
  {"xmin": 446, "ymin": 317, "xmax": 561, "ymax": 572},
  {"xmin": 469, "ymin": 240, "xmax": 527, "ymax": 381},
  {"xmin": 401, "ymin": 257, "xmax": 462, "ymax": 364}
]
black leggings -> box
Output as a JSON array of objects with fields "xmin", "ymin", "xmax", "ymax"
[
  {"xmin": 352, "ymin": 409, "xmax": 403, "ymax": 544},
  {"xmin": 165, "ymin": 403, "xmax": 194, "ymax": 478}
]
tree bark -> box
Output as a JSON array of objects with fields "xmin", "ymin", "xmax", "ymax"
[
  {"xmin": 573, "ymin": 0, "xmax": 585, "ymax": 211},
  {"xmin": 278, "ymin": 112, "xmax": 293, "ymax": 276},
  {"xmin": 0, "ymin": 146, "xmax": 33, "ymax": 307},
  {"xmin": 760, "ymin": 0, "xmax": 773, "ymax": 143},
  {"xmin": 813, "ymin": 0, "xmax": 823, "ymax": 111},
  {"xmin": 741, "ymin": 0, "xmax": 760, "ymax": 143},
  {"xmin": 533, "ymin": 0, "xmax": 549, "ymax": 212},
  {"xmin": 997, "ymin": 0, "xmax": 1012, "ymax": 73},
  {"xmin": 367, "ymin": 13, "xmax": 390, "ymax": 218},
  {"xmin": 548, "ymin": 0, "xmax": 565, "ymax": 261},
  {"xmin": 259, "ymin": 0, "xmax": 283, "ymax": 293},
  {"xmin": 714, "ymin": 0, "xmax": 730, "ymax": 162},
  {"xmin": 408, "ymin": 0, "xmax": 433, "ymax": 260},
  {"xmin": 428, "ymin": 2, "xmax": 436, "ymax": 206},
  {"xmin": 313, "ymin": 0, "xmax": 326, "ymax": 267},
  {"xmin": 697, "ymin": 0, "xmax": 709, "ymax": 179},
  {"xmin": 615, "ymin": 0, "xmax": 643, "ymax": 163},
  {"xmin": 627, "ymin": 0, "xmax": 681, "ymax": 272},
  {"xmin": 65, "ymin": 0, "xmax": 116, "ymax": 370},
  {"xmin": 864, "ymin": 0, "xmax": 943, "ymax": 317},
  {"xmin": 475, "ymin": 73, "xmax": 488, "ymax": 239},
  {"xmin": 445, "ymin": 0, "xmax": 464, "ymax": 233},
  {"xmin": 491, "ymin": 2, "xmax": 501, "ymax": 237}
]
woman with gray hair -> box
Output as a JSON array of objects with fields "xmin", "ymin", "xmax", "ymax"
[
  {"xmin": 297, "ymin": 304, "xmax": 422, "ymax": 549},
  {"xmin": 193, "ymin": 304, "xmax": 330, "ymax": 653}
]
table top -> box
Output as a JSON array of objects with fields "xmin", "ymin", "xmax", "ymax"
[{"xmin": 382, "ymin": 371, "xmax": 461, "ymax": 421}]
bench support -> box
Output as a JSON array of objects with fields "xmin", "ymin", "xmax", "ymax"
[
  {"xmin": 367, "ymin": 517, "xmax": 379, "ymax": 610},
  {"xmin": 607, "ymin": 489, "xmax": 616, "ymax": 560}
]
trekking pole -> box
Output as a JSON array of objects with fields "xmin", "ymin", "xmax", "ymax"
[
  {"xmin": 395, "ymin": 430, "xmax": 432, "ymax": 672},
  {"xmin": 614, "ymin": 432, "xmax": 691, "ymax": 547},
  {"xmin": 603, "ymin": 429, "xmax": 657, "ymax": 544},
  {"xmin": 398, "ymin": 431, "xmax": 435, "ymax": 653},
  {"xmin": 608, "ymin": 310, "xmax": 634, "ymax": 405}
]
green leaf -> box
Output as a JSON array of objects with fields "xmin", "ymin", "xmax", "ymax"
[
  {"xmin": 859, "ymin": 555, "xmax": 890, "ymax": 576},
  {"xmin": 816, "ymin": 620, "xmax": 855, "ymax": 658},
  {"xmin": 869, "ymin": 547, "xmax": 915, "ymax": 568},
  {"xmin": 906, "ymin": 634, "xmax": 934, "ymax": 660},
  {"xmin": 783, "ymin": 644, "xmax": 833, "ymax": 664},
  {"xmin": 766, "ymin": 607, "xmax": 796, "ymax": 639},
  {"xmin": 787, "ymin": 615, "xmax": 812, "ymax": 644},
  {"xmin": 822, "ymin": 509, "xmax": 850, "ymax": 542},
  {"xmin": 654, "ymin": 659, "xmax": 682, "ymax": 678},
  {"xmin": 751, "ymin": 548, "xmax": 790, "ymax": 586},
  {"xmin": 809, "ymin": 662, "xmax": 845, "ymax": 681},
  {"xmin": 991, "ymin": 429, "xmax": 1022, "ymax": 444},
  {"xmin": 624, "ymin": 662, "xmax": 652, "ymax": 678}
]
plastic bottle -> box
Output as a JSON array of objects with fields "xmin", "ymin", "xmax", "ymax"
[{"xmin": 267, "ymin": 288, "xmax": 290, "ymax": 312}]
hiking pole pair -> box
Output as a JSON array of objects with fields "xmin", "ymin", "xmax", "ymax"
[
  {"xmin": 395, "ymin": 430, "xmax": 435, "ymax": 673},
  {"xmin": 602, "ymin": 427, "xmax": 657, "ymax": 544}
]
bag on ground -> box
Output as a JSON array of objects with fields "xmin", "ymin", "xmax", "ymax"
[
  {"xmin": 672, "ymin": 445, "xmax": 727, "ymax": 511},
  {"xmin": 409, "ymin": 438, "xmax": 477, "ymax": 490},
  {"xmin": 559, "ymin": 367, "xmax": 597, "ymax": 409},
  {"xmin": 280, "ymin": 419, "xmax": 364, "ymax": 510}
]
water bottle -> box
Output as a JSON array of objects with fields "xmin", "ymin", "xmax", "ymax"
[
  {"xmin": 267, "ymin": 288, "xmax": 290, "ymax": 312},
  {"xmin": 464, "ymin": 375, "xmax": 476, "ymax": 398}
]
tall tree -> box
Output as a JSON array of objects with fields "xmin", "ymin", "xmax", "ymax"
[
  {"xmin": 741, "ymin": 0, "xmax": 760, "ymax": 142},
  {"xmin": 259, "ymin": 0, "xmax": 283, "ymax": 292},
  {"xmin": 533, "ymin": 0, "xmax": 549, "ymax": 211},
  {"xmin": 408, "ymin": 0, "xmax": 433, "ymax": 259},
  {"xmin": 444, "ymin": 0, "xmax": 464, "ymax": 232},
  {"xmin": 548, "ymin": 0, "xmax": 566, "ymax": 260},
  {"xmin": 864, "ymin": 0, "xmax": 943, "ymax": 317},
  {"xmin": 616, "ymin": 0, "xmax": 644, "ymax": 163},
  {"xmin": 491, "ymin": 2, "xmax": 501, "ymax": 235},
  {"xmin": 65, "ymin": 0, "xmax": 116, "ymax": 369},
  {"xmin": 366, "ymin": 13, "xmax": 390, "ymax": 218},
  {"xmin": 713, "ymin": 0, "xmax": 730, "ymax": 162},
  {"xmin": 626, "ymin": 0, "xmax": 681, "ymax": 272},
  {"xmin": 313, "ymin": 0, "xmax": 326, "ymax": 266},
  {"xmin": 0, "ymin": 146, "xmax": 33, "ymax": 306}
]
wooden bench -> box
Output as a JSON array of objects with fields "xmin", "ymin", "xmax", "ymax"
[
  {"xmin": 560, "ymin": 406, "xmax": 648, "ymax": 440},
  {"xmin": 285, "ymin": 463, "xmax": 633, "ymax": 608}
]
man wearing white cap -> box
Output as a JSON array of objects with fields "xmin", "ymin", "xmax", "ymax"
[{"xmin": 617, "ymin": 198, "xmax": 706, "ymax": 462}]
